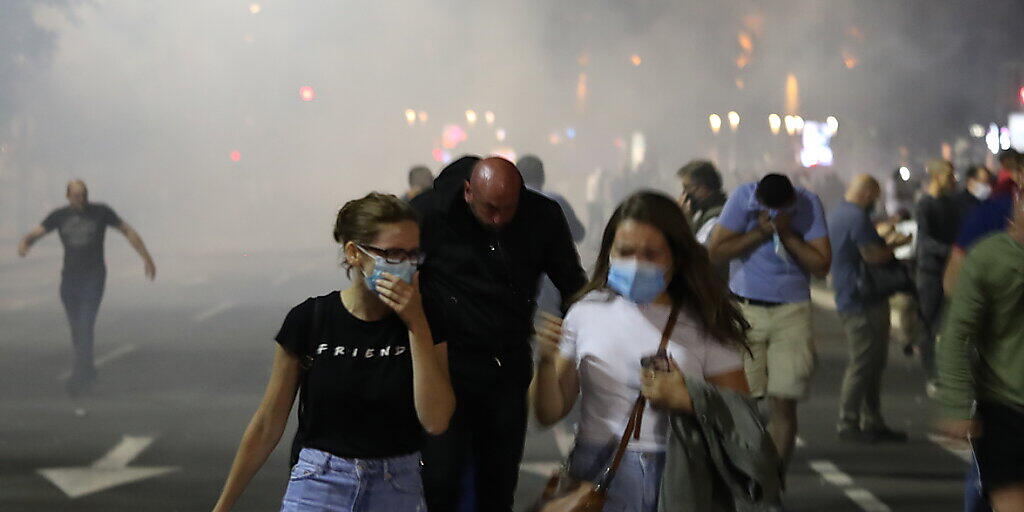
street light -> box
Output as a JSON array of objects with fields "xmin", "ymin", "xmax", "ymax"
[
  {"xmin": 465, "ymin": 110, "xmax": 478, "ymax": 125},
  {"xmin": 769, "ymin": 114, "xmax": 782, "ymax": 134},
  {"xmin": 404, "ymin": 109, "xmax": 416, "ymax": 126},
  {"xmin": 826, "ymin": 116, "xmax": 839, "ymax": 134},
  {"xmin": 784, "ymin": 115, "xmax": 797, "ymax": 135},
  {"xmin": 709, "ymin": 114, "xmax": 722, "ymax": 134},
  {"xmin": 484, "ymin": 111, "xmax": 495, "ymax": 125},
  {"xmin": 727, "ymin": 111, "xmax": 740, "ymax": 131}
]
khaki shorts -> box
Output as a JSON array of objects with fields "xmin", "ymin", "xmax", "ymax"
[{"xmin": 741, "ymin": 300, "xmax": 816, "ymax": 400}]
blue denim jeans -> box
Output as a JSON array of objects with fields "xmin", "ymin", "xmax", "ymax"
[
  {"xmin": 281, "ymin": 448, "xmax": 425, "ymax": 512},
  {"xmin": 965, "ymin": 452, "xmax": 991, "ymax": 512},
  {"xmin": 568, "ymin": 442, "xmax": 666, "ymax": 512}
]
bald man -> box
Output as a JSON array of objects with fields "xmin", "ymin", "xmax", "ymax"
[
  {"xmin": 410, "ymin": 156, "xmax": 586, "ymax": 511},
  {"xmin": 827, "ymin": 174, "xmax": 910, "ymax": 442},
  {"xmin": 18, "ymin": 180, "xmax": 155, "ymax": 402}
]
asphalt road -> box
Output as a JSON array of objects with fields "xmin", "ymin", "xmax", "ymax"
[{"xmin": 0, "ymin": 247, "xmax": 972, "ymax": 511}]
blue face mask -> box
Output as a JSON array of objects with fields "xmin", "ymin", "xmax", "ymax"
[
  {"xmin": 359, "ymin": 247, "xmax": 416, "ymax": 294},
  {"xmin": 607, "ymin": 258, "xmax": 667, "ymax": 304}
]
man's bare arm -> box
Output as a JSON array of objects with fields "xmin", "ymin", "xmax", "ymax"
[
  {"xmin": 774, "ymin": 210, "xmax": 831, "ymax": 278},
  {"xmin": 116, "ymin": 222, "xmax": 156, "ymax": 280},
  {"xmin": 778, "ymin": 234, "xmax": 832, "ymax": 278},
  {"xmin": 17, "ymin": 226, "xmax": 47, "ymax": 257},
  {"xmin": 707, "ymin": 211, "xmax": 773, "ymax": 265}
]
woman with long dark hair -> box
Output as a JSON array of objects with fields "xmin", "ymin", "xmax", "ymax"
[
  {"xmin": 212, "ymin": 193, "xmax": 454, "ymax": 512},
  {"xmin": 531, "ymin": 190, "xmax": 750, "ymax": 511}
]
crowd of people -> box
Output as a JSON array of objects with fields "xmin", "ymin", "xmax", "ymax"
[{"xmin": 17, "ymin": 150, "xmax": 1023, "ymax": 511}]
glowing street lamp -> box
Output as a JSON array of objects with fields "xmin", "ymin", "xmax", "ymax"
[
  {"xmin": 709, "ymin": 114, "xmax": 722, "ymax": 134},
  {"xmin": 299, "ymin": 86, "xmax": 315, "ymax": 102},
  {"xmin": 249, "ymin": 4, "xmax": 261, "ymax": 14},
  {"xmin": 826, "ymin": 116, "xmax": 839, "ymax": 134},
  {"xmin": 417, "ymin": 111, "xmax": 428, "ymax": 124},
  {"xmin": 899, "ymin": 167, "xmax": 911, "ymax": 181},
  {"xmin": 484, "ymin": 111, "xmax": 495, "ymax": 125},
  {"xmin": 404, "ymin": 109, "xmax": 417, "ymax": 126},
  {"xmin": 784, "ymin": 115, "xmax": 797, "ymax": 135},
  {"xmin": 727, "ymin": 111, "xmax": 740, "ymax": 131},
  {"xmin": 465, "ymin": 110, "xmax": 478, "ymax": 125},
  {"xmin": 496, "ymin": 128, "xmax": 507, "ymax": 141},
  {"xmin": 768, "ymin": 114, "xmax": 782, "ymax": 134}
]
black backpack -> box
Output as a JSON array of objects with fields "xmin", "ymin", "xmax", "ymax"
[{"xmin": 289, "ymin": 296, "xmax": 326, "ymax": 468}]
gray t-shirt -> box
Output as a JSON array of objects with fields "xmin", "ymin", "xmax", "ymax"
[
  {"xmin": 827, "ymin": 201, "xmax": 884, "ymax": 314},
  {"xmin": 42, "ymin": 203, "xmax": 122, "ymax": 274}
]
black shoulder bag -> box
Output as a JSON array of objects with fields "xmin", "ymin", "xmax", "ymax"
[
  {"xmin": 856, "ymin": 259, "xmax": 916, "ymax": 302},
  {"xmin": 289, "ymin": 296, "xmax": 325, "ymax": 468}
]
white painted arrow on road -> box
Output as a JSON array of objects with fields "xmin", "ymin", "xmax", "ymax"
[{"xmin": 38, "ymin": 435, "xmax": 179, "ymax": 498}]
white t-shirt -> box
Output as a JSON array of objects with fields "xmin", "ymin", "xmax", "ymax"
[
  {"xmin": 560, "ymin": 291, "xmax": 744, "ymax": 451},
  {"xmin": 695, "ymin": 216, "xmax": 719, "ymax": 245}
]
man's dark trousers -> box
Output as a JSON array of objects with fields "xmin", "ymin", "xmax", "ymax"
[
  {"xmin": 422, "ymin": 350, "xmax": 532, "ymax": 512},
  {"xmin": 60, "ymin": 268, "xmax": 106, "ymax": 393}
]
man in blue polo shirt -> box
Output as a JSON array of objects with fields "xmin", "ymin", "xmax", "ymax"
[
  {"xmin": 709, "ymin": 173, "xmax": 831, "ymax": 471},
  {"xmin": 828, "ymin": 174, "xmax": 910, "ymax": 443}
]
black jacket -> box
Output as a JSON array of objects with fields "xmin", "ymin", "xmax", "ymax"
[{"xmin": 410, "ymin": 157, "xmax": 586, "ymax": 373}]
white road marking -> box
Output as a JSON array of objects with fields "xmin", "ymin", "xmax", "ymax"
[
  {"xmin": 927, "ymin": 434, "xmax": 972, "ymax": 464},
  {"xmin": 193, "ymin": 301, "xmax": 235, "ymax": 323},
  {"xmin": 58, "ymin": 344, "xmax": 137, "ymax": 380},
  {"xmin": 809, "ymin": 460, "xmax": 890, "ymax": 512},
  {"xmin": 38, "ymin": 435, "xmax": 179, "ymax": 498}
]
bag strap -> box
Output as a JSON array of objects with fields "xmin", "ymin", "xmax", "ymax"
[
  {"xmin": 594, "ymin": 304, "xmax": 681, "ymax": 490},
  {"xmin": 290, "ymin": 296, "xmax": 325, "ymax": 467},
  {"xmin": 300, "ymin": 296, "xmax": 325, "ymax": 372}
]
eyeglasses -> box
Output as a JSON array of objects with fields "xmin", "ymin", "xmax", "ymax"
[{"xmin": 358, "ymin": 244, "xmax": 426, "ymax": 266}]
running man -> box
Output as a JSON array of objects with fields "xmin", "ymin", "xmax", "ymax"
[{"xmin": 17, "ymin": 180, "xmax": 156, "ymax": 399}]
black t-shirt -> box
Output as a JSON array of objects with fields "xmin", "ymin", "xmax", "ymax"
[
  {"xmin": 275, "ymin": 291, "xmax": 440, "ymax": 459},
  {"xmin": 42, "ymin": 203, "xmax": 122, "ymax": 274},
  {"xmin": 914, "ymin": 194, "xmax": 960, "ymax": 271}
]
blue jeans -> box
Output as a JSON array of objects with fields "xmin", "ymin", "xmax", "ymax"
[
  {"xmin": 281, "ymin": 448, "xmax": 425, "ymax": 512},
  {"xmin": 568, "ymin": 442, "xmax": 666, "ymax": 512},
  {"xmin": 965, "ymin": 452, "xmax": 991, "ymax": 512}
]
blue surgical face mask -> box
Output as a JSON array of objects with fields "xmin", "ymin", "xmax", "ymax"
[
  {"xmin": 358, "ymin": 247, "xmax": 416, "ymax": 294},
  {"xmin": 607, "ymin": 258, "xmax": 667, "ymax": 304},
  {"xmin": 766, "ymin": 205, "xmax": 795, "ymax": 219}
]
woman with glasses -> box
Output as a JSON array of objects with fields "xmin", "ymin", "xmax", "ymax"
[{"xmin": 212, "ymin": 192, "xmax": 454, "ymax": 512}]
